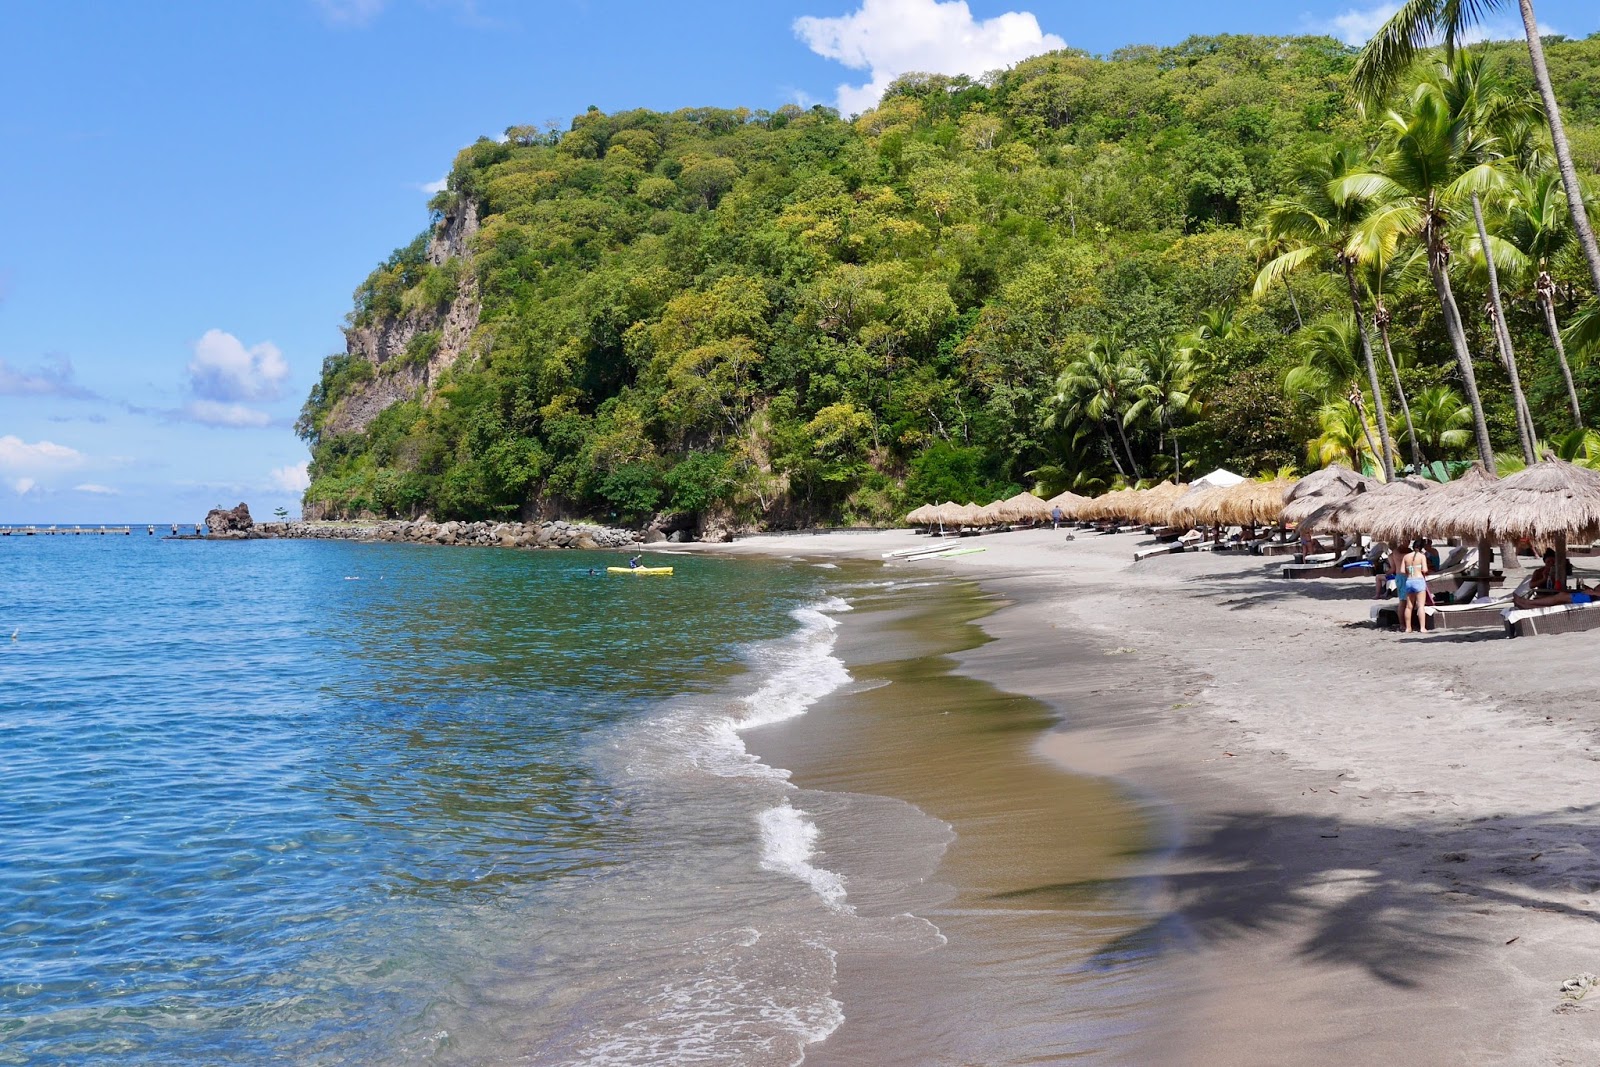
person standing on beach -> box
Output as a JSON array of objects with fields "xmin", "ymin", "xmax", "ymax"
[
  {"xmin": 1400, "ymin": 538, "xmax": 1430, "ymax": 633},
  {"xmin": 1051, "ymin": 505, "xmax": 1063, "ymax": 530}
]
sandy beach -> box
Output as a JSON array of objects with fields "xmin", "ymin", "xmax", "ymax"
[{"xmin": 663, "ymin": 526, "xmax": 1600, "ymax": 1065}]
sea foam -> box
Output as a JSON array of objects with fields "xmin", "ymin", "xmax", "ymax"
[{"xmin": 759, "ymin": 801, "xmax": 851, "ymax": 913}]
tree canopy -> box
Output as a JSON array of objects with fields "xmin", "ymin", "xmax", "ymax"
[{"xmin": 298, "ymin": 32, "xmax": 1600, "ymax": 525}]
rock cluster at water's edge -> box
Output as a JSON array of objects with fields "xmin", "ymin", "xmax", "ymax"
[
  {"xmin": 203, "ymin": 503, "xmax": 255, "ymax": 537},
  {"xmin": 245, "ymin": 518, "xmax": 640, "ymax": 550}
]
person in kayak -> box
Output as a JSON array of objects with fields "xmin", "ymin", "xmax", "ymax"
[{"xmin": 628, "ymin": 555, "xmax": 641, "ymax": 569}]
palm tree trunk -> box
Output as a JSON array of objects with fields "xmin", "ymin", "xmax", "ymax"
[
  {"xmin": 1472, "ymin": 193, "xmax": 1538, "ymax": 464},
  {"xmin": 1520, "ymin": 0, "xmax": 1600, "ymax": 298},
  {"xmin": 1101, "ymin": 424, "xmax": 1128, "ymax": 479},
  {"xmin": 1113, "ymin": 416, "xmax": 1141, "ymax": 480},
  {"xmin": 1538, "ymin": 273, "xmax": 1583, "ymax": 426},
  {"xmin": 1428, "ymin": 233, "xmax": 1497, "ymax": 471},
  {"xmin": 1284, "ymin": 280, "xmax": 1304, "ymax": 330},
  {"xmin": 1376, "ymin": 311, "xmax": 1426, "ymax": 469},
  {"xmin": 1343, "ymin": 264, "xmax": 1396, "ymax": 479}
]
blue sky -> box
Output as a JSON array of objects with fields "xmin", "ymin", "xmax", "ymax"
[{"xmin": 2, "ymin": 0, "xmax": 1595, "ymax": 522}]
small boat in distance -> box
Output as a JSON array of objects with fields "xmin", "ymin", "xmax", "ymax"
[{"xmin": 607, "ymin": 566, "xmax": 674, "ymax": 576}]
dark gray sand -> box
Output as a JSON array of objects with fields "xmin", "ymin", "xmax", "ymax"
[{"xmin": 673, "ymin": 528, "xmax": 1600, "ymax": 1065}]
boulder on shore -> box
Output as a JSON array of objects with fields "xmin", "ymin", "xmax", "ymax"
[{"xmin": 205, "ymin": 503, "xmax": 254, "ymax": 534}]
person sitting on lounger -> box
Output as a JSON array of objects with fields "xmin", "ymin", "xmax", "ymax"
[
  {"xmin": 1513, "ymin": 585, "xmax": 1595, "ymax": 610},
  {"xmin": 1526, "ymin": 549, "xmax": 1576, "ymax": 595}
]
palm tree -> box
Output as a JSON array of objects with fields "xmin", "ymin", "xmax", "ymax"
[
  {"xmin": 1308, "ymin": 398, "xmax": 1383, "ymax": 472},
  {"xmin": 1124, "ymin": 336, "xmax": 1199, "ymax": 480},
  {"xmin": 1351, "ymin": 231, "xmax": 1429, "ymax": 468},
  {"xmin": 1343, "ymin": 80, "xmax": 1498, "ymax": 470},
  {"xmin": 1246, "ymin": 228, "xmax": 1305, "ymax": 330},
  {"xmin": 1432, "ymin": 49, "xmax": 1539, "ymax": 461},
  {"xmin": 1255, "ymin": 145, "xmax": 1397, "ymax": 478},
  {"xmin": 1352, "ymin": 0, "xmax": 1600, "ymax": 300},
  {"xmin": 1047, "ymin": 333, "xmax": 1143, "ymax": 480},
  {"xmin": 1286, "ymin": 314, "xmax": 1389, "ymax": 469},
  {"xmin": 1409, "ymin": 384, "xmax": 1475, "ymax": 457},
  {"xmin": 1507, "ymin": 170, "xmax": 1583, "ymax": 424}
]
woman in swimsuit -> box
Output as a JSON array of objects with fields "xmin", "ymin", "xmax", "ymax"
[{"xmin": 1400, "ymin": 538, "xmax": 1430, "ymax": 634}]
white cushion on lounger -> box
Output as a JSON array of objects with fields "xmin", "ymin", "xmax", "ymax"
[{"xmin": 1502, "ymin": 600, "xmax": 1600, "ymax": 626}]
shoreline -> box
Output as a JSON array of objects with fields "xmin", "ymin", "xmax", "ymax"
[{"xmin": 667, "ymin": 526, "xmax": 1600, "ymax": 1063}]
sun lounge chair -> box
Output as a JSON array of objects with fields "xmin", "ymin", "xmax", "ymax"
[
  {"xmin": 1503, "ymin": 599, "xmax": 1600, "ymax": 637},
  {"xmin": 1281, "ymin": 549, "xmax": 1370, "ymax": 579},
  {"xmin": 1134, "ymin": 542, "xmax": 1186, "ymax": 562},
  {"xmin": 1370, "ymin": 595, "xmax": 1516, "ymax": 631}
]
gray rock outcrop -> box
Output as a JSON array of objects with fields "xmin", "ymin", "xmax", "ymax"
[
  {"xmin": 322, "ymin": 199, "xmax": 483, "ymax": 439},
  {"xmin": 204, "ymin": 503, "xmax": 254, "ymax": 535}
]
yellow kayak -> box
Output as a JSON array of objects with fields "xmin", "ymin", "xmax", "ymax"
[{"xmin": 607, "ymin": 566, "xmax": 674, "ymax": 576}]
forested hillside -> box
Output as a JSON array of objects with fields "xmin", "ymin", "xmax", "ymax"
[{"xmin": 297, "ymin": 32, "xmax": 1600, "ymax": 529}]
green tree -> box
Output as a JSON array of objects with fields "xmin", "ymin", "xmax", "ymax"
[
  {"xmin": 1353, "ymin": 0, "xmax": 1600, "ymax": 299},
  {"xmin": 1255, "ymin": 145, "xmax": 1398, "ymax": 479}
]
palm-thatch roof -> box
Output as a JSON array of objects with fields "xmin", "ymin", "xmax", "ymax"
[
  {"xmin": 1164, "ymin": 484, "xmax": 1230, "ymax": 527},
  {"xmin": 1364, "ymin": 467, "xmax": 1496, "ymax": 544},
  {"xmin": 1421, "ymin": 460, "xmax": 1600, "ymax": 542},
  {"xmin": 1081, "ymin": 487, "xmax": 1146, "ymax": 522},
  {"xmin": 970, "ymin": 500, "xmax": 1007, "ymax": 527},
  {"xmin": 995, "ymin": 491, "xmax": 1052, "ymax": 522},
  {"xmin": 1130, "ymin": 481, "xmax": 1189, "ymax": 524},
  {"xmin": 1300, "ymin": 475, "xmax": 1435, "ymax": 536},
  {"xmin": 1044, "ymin": 490, "xmax": 1091, "ymax": 519},
  {"xmin": 1216, "ymin": 478, "xmax": 1296, "ymax": 527},
  {"xmin": 905, "ymin": 503, "xmax": 934, "ymax": 525},
  {"xmin": 930, "ymin": 500, "xmax": 964, "ymax": 526},
  {"xmin": 1281, "ymin": 465, "xmax": 1383, "ymax": 524}
]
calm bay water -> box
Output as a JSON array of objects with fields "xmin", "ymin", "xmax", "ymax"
[{"xmin": 0, "ymin": 537, "xmax": 869, "ymax": 1065}]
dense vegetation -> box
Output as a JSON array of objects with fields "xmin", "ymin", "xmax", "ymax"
[{"xmin": 298, "ymin": 31, "xmax": 1600, "ymax": 526}]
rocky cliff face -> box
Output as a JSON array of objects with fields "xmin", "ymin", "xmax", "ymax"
[{"xmin": 322, "ymin": 200, "xmax": 482, "ymax": 438}]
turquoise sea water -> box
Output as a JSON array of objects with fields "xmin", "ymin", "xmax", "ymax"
[{"xmin": 1, "ymin": 537, "xmax": 869, "ymax": 1065}]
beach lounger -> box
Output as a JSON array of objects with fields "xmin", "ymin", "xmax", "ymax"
[
  {"xmin": 1281, "ymin": 558, "xmax": 1371, "ymax": 580},
  {"xmin": 1370, "ymin": 597, "xmax": 1516, "ymax": 631},
  {"xmin": 1134, "ymin": 543, "xmax": 1185, "ymax": 562},
  {"xmin": 1503, "ymin": 600, "xmax": 1600, "ymax": 637}
]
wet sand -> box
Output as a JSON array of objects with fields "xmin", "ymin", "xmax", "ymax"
[
  {"xmin": 669, "ymin": 527, "xmax": 1600, "ymax": 1065},
  {"xmin": 747, "ymin": 572, "xmax": 1167, "ymax": 1065}
]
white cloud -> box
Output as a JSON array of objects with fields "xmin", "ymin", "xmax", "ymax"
[
  {"xmin": 184, "ymin": 400, "xmax": 274, "ymax": 428},
  {"xmin": 313, "ymin": 0, "xmax": 385, "ymax": 26},
  {"xmin": 420, "ymin": 176, "xmax": 448, "ymax": 194},
  {"xmin": 1320, "ymin": 3, "xmax": 1553, "ymax": 47},
  {"xmin": 270, "ymin": 461, "xmax": 311, "ymax": 493},
  {"xmin": 74, "ymin": 483, "xmax": 119, "ymax": 495},
  {"xmin": 795, "ymin": 0, "xmax": 1065, "ymax": 115},
  {"xmin": 0, "ymin": 354, "xmax": 98, "ymax": 399},
  {"xmin": 12, "ymin": 477, "xmax": 38, "ymax": 496},
  {"xmin": 187, "ymin": 329, "xmax": 290, "ymax": 403},
  {"xmin": 0, "ymin": 435, "xmax": 86, "ymax": 471},
  {"xmin": 1324, "ymin": 3, "xmax": 1398, "ymax": 45}
]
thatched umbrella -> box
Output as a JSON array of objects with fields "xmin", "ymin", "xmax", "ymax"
[
  {"xmin": 930, "ymin": 500, "xmax": 964, "ymax": 530},
  {"xmin": 1044, "ymin": 490, "xmax": 1090, "ymax": 520},
  {"xmin": 1166, "ymin": 484, "xmax": 1230, "ymax": 529},
  {"xmin": 970, "ymin": 500, "xmax": 1007, "ymax": 528},
  {"xmin": 1423, "ymin": 461, "xmax": 1600, "ymax": 586},
  {"xmin": 1301, "ymin": 476, "xmax": 1435, "ymax": 537},
  {"xmin": 1365, "ymin": 467, "xmax": 1495, "ymax": 545},
  {"xmin": 998, "ymin": 491, "xmax": 1053, "ymax": 523},
  {"xmin": 1083, "ymin": 487, "xmax": 1145, "ymax": 523},
  {"xmin": 1281, "ymin": 465, "xmax": 1383, "ymax": 525},
  {"xmin": 1217, "ymin": 478, "xmax": 1296, "ymax": 529},
  {"xmin": 1132, "ymin": 481, "xmax": 1189, "ymax": 525}
]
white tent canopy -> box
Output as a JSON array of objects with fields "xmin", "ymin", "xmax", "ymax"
[{"xmin": 1191, "ymin": 468, "xmax": 1245, "ymax": 489}]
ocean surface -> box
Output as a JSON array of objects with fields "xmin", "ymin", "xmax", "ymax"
[{"xmin": 0, "ymin": 536, "xmax": 893, "ymax": 1065}]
